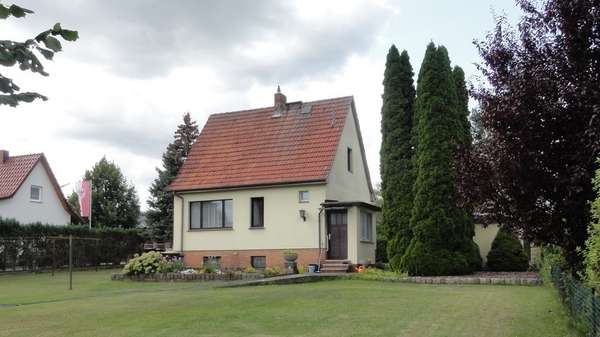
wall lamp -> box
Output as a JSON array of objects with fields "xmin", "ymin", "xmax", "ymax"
[{"xmin": 299, "ymin": 209, "xmax": 307, "ymax": 221}]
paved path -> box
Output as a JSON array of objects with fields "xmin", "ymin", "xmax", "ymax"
[{"xmin": 217, "ymin": 273, "xmax": 349, "ymax": 288}]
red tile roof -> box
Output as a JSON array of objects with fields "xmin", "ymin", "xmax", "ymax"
[
  {"xmin": 169, "ymin": 96, "xmax": 353, "ymax": 191},
  {"xmin": 0, "ymin": 153, "xmax": 43, "ymax": 199},
  {"xmin": 0, "ymin": 152, "xmax": 78, "ymax": 220}
]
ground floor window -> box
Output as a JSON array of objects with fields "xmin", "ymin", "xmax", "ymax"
[
  {"xmin": 360, "ymin": 211, "xmax": 373, "ymax": 242},
  {"xmin": 190, "ymin": 199, "xmax": 233, "ymax": 229},
  {"xmin": 251, "ymin": 256, "xmax": 266, "ymax": 269}
]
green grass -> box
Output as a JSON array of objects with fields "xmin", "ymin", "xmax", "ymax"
[{"xmin": 0, "ymin": 270, "xmax": 581, "ymax": 337}]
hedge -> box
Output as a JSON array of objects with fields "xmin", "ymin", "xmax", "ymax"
[{"xmin": 0, "ymin": 217, "xmax": 144, "ymax": 272}]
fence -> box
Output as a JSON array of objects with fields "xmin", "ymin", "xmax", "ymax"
[{"xmin": 551, "ymin": 265, "xmax": 600, "ymax": 336}]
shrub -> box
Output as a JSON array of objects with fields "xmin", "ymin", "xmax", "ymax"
[
  {"xmin": 486, "ymin": 227, "xmax": 529, "ymax": 272},
  {"xmin": 0, "ymin": 218, "xmax": 144, "ymax": 271},
  {"xmin": 264, "ymin": 266, "xmax": 284, "ymax": 277},
  {"xmin": 122, "ymin": 251, "xmax": 165, "ymax": 275},
  {"xmin": 160, "ymin": 259, "xmax": 184, "ymax": 273},
  {"xmin": 375, "ymin": 238, "xmax": 388, "ymax": 263},
  {"xmin": 584, "ymin": 161, "xmax": 600, "ymax": 289},
  {"xmin": 352, "ymin": 267, "xmax": 406, "ymax": 281},
  {"xmin": 244, "ymin": 266, "xmax": 257, "ymax": 273}
]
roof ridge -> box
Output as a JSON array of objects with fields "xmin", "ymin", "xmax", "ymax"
[
  {"xmin": 209, "ymin": 95, "xmax": 354, "ymax": 118},
  {"xmin": 2, "ymin": 153, "xmax": 43, "ymax": 160}
]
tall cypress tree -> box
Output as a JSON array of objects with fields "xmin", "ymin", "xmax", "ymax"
[
  {"xmin": 400, "ymin": 43, "xmax": 477, "ymax": 275},
  {"xmin": 379, "ymin": 45, "xmax": 417, "ymax": 271},
  {"xmin": 146, "ymin": 113, "xmax": 199, "ymax": 241}
]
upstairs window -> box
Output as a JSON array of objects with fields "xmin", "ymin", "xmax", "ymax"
[
  {"xmin": 347, "ymin": 147, "xmax": 353, "ymax": 173},
  {"xmin": 299, "ymin": 191, "xmax": 309, "ymax": 203},
  {"xmin": 250, "ymin": 197, "xmax": 264, "ymax": 228},
  {"xmin": 360, "ymin": 211, "xmax": 373, "ymax": 242},
  {"xmin": 190, "ymin": 200, "xmax": 233, "ymax": 229},
  {"xmin": 30, "ymin": 185, "xmax": 42, "ymax": 202}
]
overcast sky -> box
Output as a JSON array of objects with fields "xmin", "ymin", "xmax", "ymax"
[{"xmin": 1, "ymin": 0, "xmax": 521, "ymax": 210}]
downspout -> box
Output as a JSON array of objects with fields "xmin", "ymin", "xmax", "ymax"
[
  {"xmin": 318, "ymin": 206, "xmax": 324, "ymax": 265},
  {"xmin": 174, "ymin": 193, "xmax": 184, "ymax": 252}
]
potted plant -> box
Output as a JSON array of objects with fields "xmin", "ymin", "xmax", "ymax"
[{"xmin": 283, "ymin": 249, "xmax": 298, "ymax": 262}]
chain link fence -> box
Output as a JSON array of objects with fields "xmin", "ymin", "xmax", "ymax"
[{"xmin": 551, "ymin": 265, "xmax": 600, "ymax": 336}]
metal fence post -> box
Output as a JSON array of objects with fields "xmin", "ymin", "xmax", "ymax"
[{"xmin": 68, "ymin": 235, "xmax": 73, "ymax": 290}]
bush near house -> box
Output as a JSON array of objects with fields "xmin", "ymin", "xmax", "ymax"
[
  {"xmin": 584, "ymin": 160, "xmax": 600, "ymax": 289},
  {"xmin": 122, "ymin": 251, "xmax": 184, "ymax": 275},
  {"xmin": 0, "ymin": 217, "xmax": 144, "ymax": 271},
  {"xmin": 486, "ymin": 227, "xmax": 529, "ymax": 272}
]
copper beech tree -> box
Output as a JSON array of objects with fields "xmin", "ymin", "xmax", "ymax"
[{"xmin": 470, "ymin": 0, "xmax": 600, "ymax": 271}]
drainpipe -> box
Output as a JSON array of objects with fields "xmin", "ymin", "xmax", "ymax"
[
  {"xmin": 174, "ymin": 193, "xmax": 184, "ymax": 252},
  {"xmin": 318, "ymin": 206, "xmax": 324, "ymax": 265}
]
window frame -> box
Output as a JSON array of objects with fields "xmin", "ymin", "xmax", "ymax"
[
  {"xmin": 250, "ymin": 197, "xmax": 264, "ymax": 228},
  {"xmin": 30, "ymin": 185, "xmax": 42, "ymax": 202},
  {"xmin": 251, "ymin": 256, "xmax": 266, "ymax": 269},
  {"xmin": 360, "ymin": 211, "xmax": 373, "ymax": 242},
  {"xmin": 347, "ymin": 147, "xmax": 353, "ymax": 173},
  {"xmin": 298, "ymin": 190, "xmax": 309, "ymax": 203},
  {"xmin": 189, "ymin": 199, "xmax": 233, "ymax": 229}
]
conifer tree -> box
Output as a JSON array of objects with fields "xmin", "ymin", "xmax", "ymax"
[
  {"xmin": 400, "ymin": 43, "xmax": 477, "ymax": 275},
  {"xmin": 379, "ymin": 45, "xmax": 417, "ymax": 270},
  {"xmin": 146, "ymin": 113, "xmax": 199, "ymax": 241}
]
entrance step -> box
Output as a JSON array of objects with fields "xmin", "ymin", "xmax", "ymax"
[{"xmin": 320, "ymin": 259, "xmax": 351, "ymax": 273}]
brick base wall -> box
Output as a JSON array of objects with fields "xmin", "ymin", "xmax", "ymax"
[{"xmin": 183, "ymin": 248, "xmax": 325, "ymax": 269}]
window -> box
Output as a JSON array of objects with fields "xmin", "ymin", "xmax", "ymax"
[
  {"xmin": 190, "ymin": 200, "xmax": 233, "ymax": 229},
  {"xmin": 251, "ymin": 256, "xmax": 266, "ymax": 269},
  {"xmin": 299, "ymin": 190, "xmax": 309, "ymax": 203},
  {"xmin": 360, "ymin": 211, "xmax": 373, "ymax": 242},
  {"xmin": 347, "ymin": 147, "xmax": 353, "ymax": 172},
  {"xmin": 250, "ymin": 197, "xmax": 264, "ymax": 228},
  {"xmin": 203, "ymin": 256, "xmax": 221, "ymax": 268},
  {"xmin": 30, "ymin": 185, "xmax": 42, "ymax": 202}
]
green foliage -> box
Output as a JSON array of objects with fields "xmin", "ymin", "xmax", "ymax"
[
  {"xmin": 584, "ymin": 161, "xmax": 600, "ymax": 289},
  {"xmin": 67, "ymin": 191, "xmax": 80, "ymax": 217},
  {"xmin": 146, "ymin": 113, "xmax": 199, "ymax": 241},
  {"xmin": 0, "ymin": 3, "xmax": 78, "ymax": 107},
  {"xmin": 264, "ymin": 266, "xmax": 284, "ymax": 277},
  {"xmin": 400, "ymin": 43, "xmax": 479, "ymax": 276},
  {"xmin": 0, "ymin": 217, "xmax": 144, "ymax": 271},
  {"xmin": 244, "ymin": 266, "xmax": 257, "ymax": 273},
  {"xmin": 486, "ymin": 227, "xmax": 529, "ymax": 272},
  {"xmin": 122, "ymin": 252, "xmax": 164, "ymax": 275},
  {"xmin": 375, "ymin": 238, "xmax": 388, "ymax": 263},
  {"xmin": 84, "ymin": 157, "xmax": 140, "ymax": 228},
  {"xmin": 160, "ymin": 259, "xmax": 184, "ymax": 273},
  {"xmin": 379, "ymin": 45, "xmax": 417, "ymax": 270},
  {"xmin": 351, "ymin": 267, "xmax": 406, "ymax": 281},
  {"xmin": 540, "ymin": 245, "xmax": 568, "ymax": 282}
]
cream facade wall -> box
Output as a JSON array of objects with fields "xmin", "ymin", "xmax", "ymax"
[
  {"xmin": 325, "ymin": 106, "xmax": 373, "ymax": 203},
  {"xmin": 346, "ymin": 205, "xmax": 377, "ymax": 265},
  {"xmin": 474, "ymin": 223, "xmax": 500, "ymax": 265},
  {"xmin": 0, "ymin": 162, "xmax": 70, "ymax": 225},
  {"xmin": 173, "ymin": 184, "xmax": 327, "ymax": 253}
]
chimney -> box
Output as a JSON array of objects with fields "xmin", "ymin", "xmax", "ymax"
[
  {"xmin": 0, "ymin": 150, "xmax": 8, "ymax": 164},
  {"xmin": 273, "ymin": 85, "xmax": 287, "ymax": 117}
]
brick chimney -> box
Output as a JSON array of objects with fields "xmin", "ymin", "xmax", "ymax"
[
  {"xmin": 273, "ymin": 85, "xmax": 287, "ymax": 117},
  {"xmin": 0, "ymin": 150, "xmax": 8, "ymax": 164}
]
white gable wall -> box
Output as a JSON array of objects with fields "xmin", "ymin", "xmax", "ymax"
[
  {"xmin": 0, "ymin": 162, "xmax": 70, "ymax": 225},
  {"xmin": 325, "ymin": 106, "xmax": 373, "ymax": 202}
]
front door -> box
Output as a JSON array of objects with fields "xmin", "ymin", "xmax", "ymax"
[{"xmin": 327, "ymin": 210, "xmax": 347, "ymax": 260}]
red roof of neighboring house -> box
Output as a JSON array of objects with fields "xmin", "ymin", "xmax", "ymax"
[
  {"xmin": 0, "ymin": 152, "xmax": 78, "ymax": 220},
  {"xmin": 169, "ymin": 96, "xmax": 354, "ymax": 191}
]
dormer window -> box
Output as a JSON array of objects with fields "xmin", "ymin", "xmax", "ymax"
[{"xmin": 30, "ymin": 185, "xmax": 42, "ymax": 202}]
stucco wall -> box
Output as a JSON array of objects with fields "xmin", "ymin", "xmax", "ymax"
[
  {"xmin": 325, "ymin": 106, "xmax": 373, "ymax": 203},
  {"xmin": 0, "ymin": 162, "xmax": 70, "ymax": 225},
  {"xmin": 173, "ymin": 184, "xmax": 327, "ymax": 253},
  {"xmin": 474, "ymin": 223, "xmax": 500, "ymax": 265},
  {"xmin": 352, "ymin": 206, "xmax": 377, "ymax": 265}
]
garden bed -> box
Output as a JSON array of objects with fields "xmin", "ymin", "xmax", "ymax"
[
  {"xmin": 403, "ymin": 271, "xmax": 542, "ymax": 286},
  {"xmin": 111, "ymin": 271, "xmax": 264, "ymax": 282}
]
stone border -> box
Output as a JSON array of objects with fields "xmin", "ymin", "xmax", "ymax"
[
  {"xmin": 403, "ymin": 276, "xmax": 542, "ymax": 286},
  {"xmin": 111, "ymin": 272, "xmax": 263, "ymax": 282}
]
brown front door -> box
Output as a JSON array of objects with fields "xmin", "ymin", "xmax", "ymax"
[{"xmin": 327, "ymin": 210, "xmax": 347, "ymax": 260}]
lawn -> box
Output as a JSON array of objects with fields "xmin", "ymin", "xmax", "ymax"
[{"xmin": 0, "ymin": 270, "xmax": 580, "ymax": 337}]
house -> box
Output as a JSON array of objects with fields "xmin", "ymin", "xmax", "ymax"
[
  {"xmin": 169, "ymin": 90, "xmax": 380, "ymax": 271},
  {"xmin": 0, "ymin": 150, "xmax": 77, "ymax": 225}
]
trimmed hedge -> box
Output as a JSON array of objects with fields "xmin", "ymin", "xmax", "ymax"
[
  {"xmin": 0, "ymin": 217, "xmax": 144, "ymax": 272},
  {"xmin": 486, "ymin": 227, "xmax": 529, "ymax": 272}
]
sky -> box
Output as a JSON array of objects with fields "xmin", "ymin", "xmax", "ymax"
[{"xmin": 1, "ymin": 0, "xmax": 521, "ymax": 210}]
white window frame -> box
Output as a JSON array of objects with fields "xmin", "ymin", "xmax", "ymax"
[
  {"xmin": 298, "ymin": 190, "xmax": 309, "ymax": 203},
  {"xmin": 30, "ymin": 185, "xmax": 42, "ymax": 202},
  {"xmin": 360, "ymin": 211, "xmax": 373, "ymax": 242}
]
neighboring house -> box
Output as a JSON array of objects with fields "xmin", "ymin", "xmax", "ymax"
[
  {"xmin": 169, "ymin": 90, "xmax": 380, "ymax": 270},
  {"xmin": 0, "ymin": 150, "xmax": 77, "ymax": 225}
]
